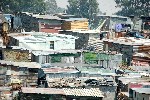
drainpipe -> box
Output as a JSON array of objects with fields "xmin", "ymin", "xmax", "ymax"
[
  {"xmin": 80, "ymin": 51, "xmax": 83, "ymax": 64},
  {"xmin": 107, "ymin": 60, "xmax": 109, "ymax": 69},
  {"xmin": 101, "ymin": 60, "xmax": 104, "ymax": 68},
  {"xmin": 143, "ymin": 22, "xmax": 145, "ymax": 31}
]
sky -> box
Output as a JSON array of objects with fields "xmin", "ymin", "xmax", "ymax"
[{"xmin": 56, "ymin": 0, "xmax": 120, "ymax": 15}]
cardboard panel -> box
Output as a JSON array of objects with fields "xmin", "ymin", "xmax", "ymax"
[{"xmin": 3, "ymin": 49, "xmax": 29, "ymax": 62}]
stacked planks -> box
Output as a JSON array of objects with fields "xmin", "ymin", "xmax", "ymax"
[
  {"xmin": 62, "ymin": 20, "xmax": 88, "ymax": 30},
  {"xmin": 138, "ymin": 45, "xmax": 150, "ymax": 52}
]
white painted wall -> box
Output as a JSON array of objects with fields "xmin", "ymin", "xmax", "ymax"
[
  {"xmin": 133, "ymin": 91, "xmax": 150, "ymax": 100},
  {"xmin": 54, "ymin": 39, "xmax": 75, "ymax": 50},
  {"xmin": 17, "ymin": 34, "xmax": 76, "ymax": 50},
  {"xmin": 19, "ymin": 42, "xmax": 47, "ymax": 50}
]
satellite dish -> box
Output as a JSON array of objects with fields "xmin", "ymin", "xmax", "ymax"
[{"xmin": 115, "ymin": 24, "xmax": 122, "ymax": 32}]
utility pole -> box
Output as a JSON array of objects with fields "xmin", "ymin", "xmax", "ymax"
[
  {"xmin": 80, "ymin": 48, "xmax": 84, "ymax": 67},
  {"xmin": 88, "ymin": 0, "xmax": 92, "ymax": 28}
]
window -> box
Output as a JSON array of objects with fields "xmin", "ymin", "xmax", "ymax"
[{"xmin": 50, "ymin": 41, "xmax": 54, "ymax": 49}]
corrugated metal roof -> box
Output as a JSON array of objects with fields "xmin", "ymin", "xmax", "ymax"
[
  {"xmin": 72, "ymin": 30, "xmax": 99, "ymax": 34},
  {"xmin": 0, "ymin": 87, "xmax": 11, "ymax": 91},
  {"xmin": 21, "ymin": 87, "xmax": 104, "ymax": 97},
  {"xmin": 78, "ymin": 67, "xmax": 116, "ymax": 75},
  {"xmin": 133, "ymin": 52, "xmax": 150, "ymax": 58},
  {"xmin": 21, "ymin": 12, "xmax": 62, "ymax": 21},
  {"xmin": 42, "ymin": 67, "xmax": 79, "ymax": 74},
  {"xmin": 63, "ymin": 88, "xmax": 104, "ymax": 97},
  {"xmin": 9, "ymin": 32, "xmax": 78, "ymax": 51},
  {"xmin": 97, "ymin": 15, "xmax": 129, "ymax": 19},
  {"xmin": 11, "ymin": 32, "xmax": 78, "ymax": 42},
  {"xmin": 21, "ymin": 87, "xmax": 64, "ymax": 94},
  {"xmin": 32, "ymin": 15, "xmax": 61, "ymax": 20},
  {"xmin": 63, "ymin": 18, "xmax": 88, "ymax": 22},
  {"xmin": 0, "ymin": 60, "xmax": 41, "ymax": 69},
  {"xmin": 132, "ymin": 88, "xmax": 150, "ymax": 94},
  {"xmin": 104, "ymin": 37, "xmax": 150, "ymax": 46},
  {"xmin": 32, "ymin": 49, "xmax": 81, "ymax": 56},
  {"xmin": 118, "ymin": 77, "xmax": 150, "ymax": 85},
  {"xmin": 139, "ymin": 82, "xmax": 150, "ymax": 85}
]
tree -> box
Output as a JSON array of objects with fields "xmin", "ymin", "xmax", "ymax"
[
  {"xmin": 115, "ymin": 0, "xmax": 150, "ymax": 16},
  {"xmin": 67, "ymin": 0, "xmax": 100, "ymax": 25},
  {"xmin": 57, "ymin": 7, "xmax": 66, "ymax": 13},
  {"xmin": 45, "ymin": 0, "xmax": 58, "ymax": 14},
  {"xmin": 67, "ymin": 0, "xmax": 80, "ymax": 16},
  {"xmin": 84, "ymin": 52, "xmax": 97, "ymax": 62},
  {"xmin": 0, "ymin": 0, "xmax": 46, "ymax": 13},
  {"xmin": 45, "ymin": 0, "xmax": 65, "ymax": 14},
  {"xmin": 22, "ymin": 0, "xmax": 46, "ymax": 13}
]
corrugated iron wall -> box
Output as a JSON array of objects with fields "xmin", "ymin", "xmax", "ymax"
[{"xmin": 32, "ymin": 55, "xmax": 51, "ymax": 64}]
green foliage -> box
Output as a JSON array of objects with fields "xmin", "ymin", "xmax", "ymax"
[
  {"xmin": 0, "ymin": 0, "xmax": 46, "ymax": 13},
  {"xmin": 115, "ymin": 0, "xmax": 150, "ymax": 16},
  {"xmin": 51, "ymin": 56, "xmax": 61, "ymax": 63},
  {"xmin": 67, "ymin": 0, "xmax": 100, "ymax": 25},
  {"xmin": 121, "ymin": 61, "xmax": 128, "ymax": 66},
  {"xmin": 84, "ymin": 52, "xmax": 97, "ymax": 61}
]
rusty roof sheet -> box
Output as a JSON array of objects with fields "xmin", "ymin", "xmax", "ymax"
[
  {"xmin": 103, "ymin": 37, "xmax": 150, "ymax": 46},
  {"xmin": 42, "ymin": 67, "xmax": 79, "ymax": 74},
  {"xmin": 133, "ymin": 52, "xmax": 150, "ymax": 58},
  {"xmin": 118, "ymin": 77, "xmax": 150, "ymax": 84}
]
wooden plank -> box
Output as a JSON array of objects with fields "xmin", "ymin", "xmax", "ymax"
[{"xmin": 62, "ymin": 20, "xmax": 88, "ymax": 30}]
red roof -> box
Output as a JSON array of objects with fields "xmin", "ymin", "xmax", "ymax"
[{"xmin": 129, "ymin": 83, "xmax": 143, "ymax": 88}]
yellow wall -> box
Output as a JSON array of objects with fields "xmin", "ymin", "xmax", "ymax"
[{"xmin": 62, "ymin": 20, "xmax": 89, "ymax": 30}]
